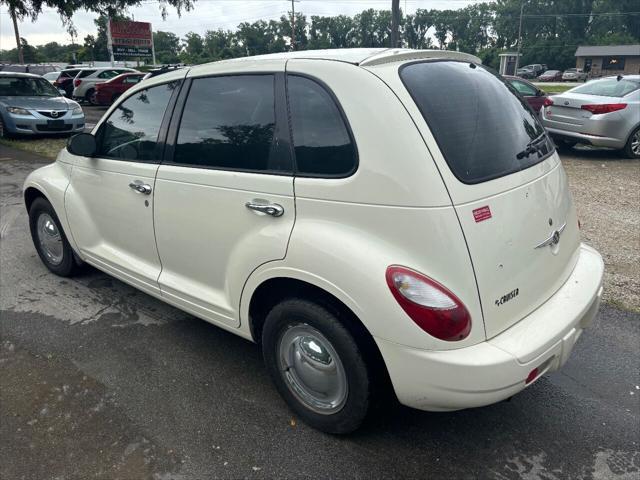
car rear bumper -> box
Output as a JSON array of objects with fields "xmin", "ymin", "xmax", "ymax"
[
  {"xmin": 376, "ymin": 243, "xmax": 604, "ymax": 412},
  {"xmin": 545, "ymin": 127, "xmax": 625, "ymax": 149}
]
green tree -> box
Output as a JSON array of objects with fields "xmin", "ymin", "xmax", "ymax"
[{"xmin": 154, "ymin": 31, "xmax": 182, "ymax": 64}]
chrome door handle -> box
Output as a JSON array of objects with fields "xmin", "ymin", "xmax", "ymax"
[
  {"xmin": 129, "ymin": 181, "xmax": 152, "ymax": 195},
  {"xmin": 245, "ymin": 200, "xmax": 284, "ymax": 217}
]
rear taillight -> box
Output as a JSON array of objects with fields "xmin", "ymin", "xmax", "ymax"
[
  {"xmin": 386, "ymin": 266, "xmax": 471, "ymax": 341},
  {"xmin": 581, "ymin": 103, "xmax": 626, "ymax": 115},
  {"xmin": 74, "ymin": 79, "xmax": 82, "ymax": 87},
  {"xmin": 543, "ymin": 98, "xmax": 554, "ymax": 107}
]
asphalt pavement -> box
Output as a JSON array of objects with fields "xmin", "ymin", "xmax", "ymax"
[{"xmin": 1, "ymin": 145, "xmax": 638, "ymax": 479}]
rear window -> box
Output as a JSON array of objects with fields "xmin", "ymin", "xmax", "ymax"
[
  {"xmin": 77, "ymin": 70, "xmax": 96, "ymax": 78},
  {"xmin": 571, "ymin": 78, "xmax": 639, "ymax": 97},
  {"xmin": 401, "ymin": 61, "xmax": 552, "ymax": 184}
]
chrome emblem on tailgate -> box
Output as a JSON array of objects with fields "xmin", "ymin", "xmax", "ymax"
[{"xmin": 535, "ymin": 222, "xmax": 567, "ymax": 249}]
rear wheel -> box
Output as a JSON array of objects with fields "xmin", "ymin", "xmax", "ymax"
[
  {"xmin": 29, "ymin": 197, "xmax": 80, "ymax": 277},
  {"xmin": 86, "ymin": 88, "xmax": 97, "ymax": 105},
  {"xmin": 622, "ymin": 126, "xmax": 640, "ymax": 159},
  {"xmin": 262, "ymin": 298, "xmax": 372, "ymax": 434},
  {"xmin": 553, "ymin": 138, "xmax": 577, "ymax": 151}
]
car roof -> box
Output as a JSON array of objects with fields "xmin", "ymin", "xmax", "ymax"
[
  {"xmin": 0, "ymin": 71, "xmax": 42, "ymax": 79},
  {"xmin": 188, "ymin": 48, "xmax": 481, "ymax": 74}
]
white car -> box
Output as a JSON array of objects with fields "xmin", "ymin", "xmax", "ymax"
[
  {"xmin": 23, "ymin": 49, "xmax": 604, "ymax": 434},
  {"xmin": 71, "ymin": 67, "xmax": 138, "ymax": 104},
  {"xmin": 42, "ymin": 71, "xmax": 61, "ymax": 84},
  {"xmin": 562, "ymin": 68, "xmax": 588, "ymax": 82}
]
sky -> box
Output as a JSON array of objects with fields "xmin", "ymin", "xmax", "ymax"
[{"xmin": 0, "ymin": 0, "xmax": 483, "ymax": 49}]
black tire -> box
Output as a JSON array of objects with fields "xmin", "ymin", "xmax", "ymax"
[
  {"xmin": 262, "ymin": 298, "xmax": 372, "ymax": 434},
  {"xmin": 28, "ymin": 197, "xmax": 79, "ymax": 277},
  {"xmin": 0, "ymin": 116, "xmax": 11, "ymax": 139},
  {"xmin": 622, "ymin": 126, "xmax": 640, "ymax": 159},
  {"xmin": 554, "ymin": 138, "xmax": 577, "ymax": 151},
  {"xmin": 85, "ymin": 88, "xmax": 96, "ymax": 105}
]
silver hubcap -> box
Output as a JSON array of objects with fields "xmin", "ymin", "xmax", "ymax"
[
  {"xmin": 631, "ymin": 131, "xmax": 640, "ymax": 156},
  {"xmin": 278, "ymin": 324, "xmax": 348, "ymax": 415},
  {"xmin": 36, "ymin": 213, "xmax": 63, "ymax": 265}
]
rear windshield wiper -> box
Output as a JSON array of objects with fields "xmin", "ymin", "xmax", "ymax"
[{"xmin": 516, "ymin": 134, "xmax": 549, "ymax": 160}]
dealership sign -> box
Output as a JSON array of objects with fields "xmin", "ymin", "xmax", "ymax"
[{"xmin": 109, "ymin": 20, "xmax": 153, "ymax": 58}]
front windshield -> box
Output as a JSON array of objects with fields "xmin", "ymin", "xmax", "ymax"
[{"xmin": 0, "ymin": 76, "xmax": 61, "ymax": 97}]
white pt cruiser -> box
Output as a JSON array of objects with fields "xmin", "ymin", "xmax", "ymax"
[{"xmin": 24, "ymin": 49, "xmax": 604, "ymax": 434}]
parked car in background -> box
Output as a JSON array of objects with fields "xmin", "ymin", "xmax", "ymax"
[
  {"xmin": 517, "ymin": 64, "xmax": 545, "ymax": 79},
  {"xmin": 0, "ymin": 64, "xmax": 60, "ymax": 75},
  {"xmin": 53, "ymin": 69, "xmax": 83, "ymax": 98},
  {"xmin": 72, "ymin": 67, "xmax": 138, "ymax": 104},
  {"xmin": 504, "ymin": 75, "xmax": 549, "ymax": 113},
  {"xmin": 538, "ymin": 70, "xmax": 564, "ymax": 82},
  {"xmin": 562, "ymin": 68, "xmax": 588, "ymax": 82},
  {"xmin": 23, "ymin": 49, "xmax": 603, "ymax": 434},
  {"xmin": 94, "ymin": 72, "xmax": 146, "ymax": 106},
  {"xmin": 0, "ymin": 72, "xmax": 84, "ymax": 137},
  {"xmin": 542, "ymin": 75, "xmax": 640, "ymax": 158},
  {"xmin": 42, "ymin": 71, "xmax": 61, "ymax": 84}
]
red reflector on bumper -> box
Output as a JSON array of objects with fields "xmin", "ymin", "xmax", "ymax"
[{"xmin": 525, "ymin": 368, "xmax": 539, "ymax": 384}]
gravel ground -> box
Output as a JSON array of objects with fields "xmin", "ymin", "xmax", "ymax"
[{"xmin": 562, "ymin": 147, "xmax": 640, "ymax": 312}]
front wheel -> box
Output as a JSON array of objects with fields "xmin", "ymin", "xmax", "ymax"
[
  {"xmin": 29, "ymin": 197, "xmax": 80, "ymax": 277},
  {"xmin": 622, "ymin": 126, "xmax": 640, "ymax": 159},
  {"xmin": 262, "ymin": 298, "xmax": 372, "ymax": 434}
]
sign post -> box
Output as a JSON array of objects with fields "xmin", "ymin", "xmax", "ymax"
[
  {"xmin": 107, "ymin": 18, "xmax": 115, "ymax": 66},
  {"xmin": 109, "ymin": 20, "xmax": 154, "ymax": 62}
]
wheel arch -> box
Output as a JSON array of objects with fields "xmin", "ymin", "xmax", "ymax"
[
  {"xmin": 245, "ymin": 274, "xmax": 394, "ymax": 398},
  {"xmin": 24, "ymin": 186, "xmax": 49, "ymax": 212}
]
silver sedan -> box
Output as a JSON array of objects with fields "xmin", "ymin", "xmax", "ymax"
[{"xmin": 541, "ymin": 75, "xmax": 640, "ymax": 158}]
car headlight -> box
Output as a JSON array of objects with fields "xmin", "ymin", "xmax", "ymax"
[
  {"xmin": 6, "ymin": 106, "xmax": 32, "ymax": 116},
  {"xmin": 72, "ymin": 106, "xmax": 83, "ymax": 115}
]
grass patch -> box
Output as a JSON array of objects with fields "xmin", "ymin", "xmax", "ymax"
[
  {"xmin": 534, "ymin": 84, "xmax": 575, "ymax": 94},
  {"xmin": 0, "ymin": 136, "xmax": 67, "ymax": 160}
]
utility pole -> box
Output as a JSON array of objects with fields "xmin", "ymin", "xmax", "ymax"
[
  {"xmin": 515, "ymin": 1, "xmax": 525, "ymax": 72},
  {"xmin": 391, "ymin": 0, "xmax": 400, "ymax": 48},
  {"xmin": 9, "ymin": 7, "xmax": 24, "ymax": 64}
]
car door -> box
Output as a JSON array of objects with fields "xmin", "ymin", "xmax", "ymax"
[
  {"xmin": 65, "ymin": 80, "xmax": 182, "ymax": 296},
  {"xmin": 511, "ymin": 79, "xmax": 544, "ymax": 113},
  {"xmin": 153, "ymin": 65, "xmax": 294, "ymax": 327}
]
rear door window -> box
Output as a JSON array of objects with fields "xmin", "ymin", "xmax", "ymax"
[
  {"xmin": 78, "ymin": 70, "xmax": 96, "ymax": 78},
  {"xmin": 510, "ymin": 80, "xmax": 537, "ymax": 96},
  {"xmin": 400, "ymin": 61, "xmax": 553, "ymax": 184},
  {"xmin": 173, "ymin": 75, "xmax": 287, "ymax": 173}
]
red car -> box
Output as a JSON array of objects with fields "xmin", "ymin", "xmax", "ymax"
[
  {"xmin": 504, "ymin": 76, "xmax": 549, "ymax": 114},
  {"xmin": 93, "ymin": 73, "xmax": 146, "ymax": 106},
  {"xmin": 537, "ymin": 70, "xmax": 563, "ymax": 82}
]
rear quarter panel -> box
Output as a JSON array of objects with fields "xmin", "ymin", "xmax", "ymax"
[{"xmin": 241, "ymin": 60, "xmax": 486, "ymax": 351}]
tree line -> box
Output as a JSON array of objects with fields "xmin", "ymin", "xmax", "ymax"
[{"xmin": 1, "ymin": 0, "xmax": 638, "ymax": 71}]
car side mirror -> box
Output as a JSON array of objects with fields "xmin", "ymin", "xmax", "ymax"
[{"xmin": 67, "ymin": 133, "xmax": 97, "ymax": 157}]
